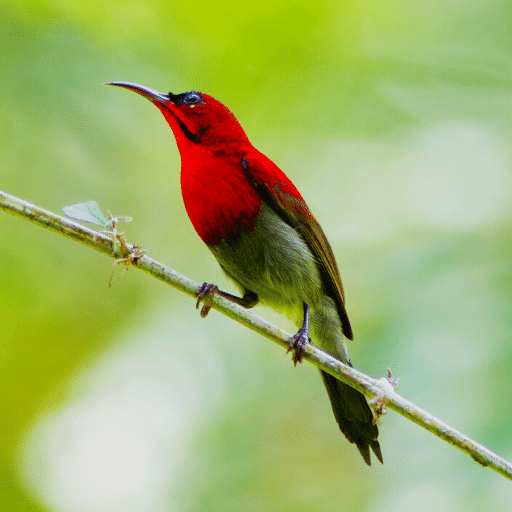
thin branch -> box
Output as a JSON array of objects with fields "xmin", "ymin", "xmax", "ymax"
[{"xmin": 1, "ymin": 188, "xmax": 511, "ymax": 480}]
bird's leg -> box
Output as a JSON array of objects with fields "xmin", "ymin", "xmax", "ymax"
[
  {"xmin": 286, "ymin": 302, "xmax": 311, "ymax": 366},
  {"xmin": 196, "ymin": 283, "xmax": 258, "ymax": 318}
]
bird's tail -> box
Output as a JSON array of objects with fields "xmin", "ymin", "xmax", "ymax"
[
  {"xmin": 309, "ymin": 295, "xmax": 382, "ymax": 465},
  {"xmin": 320, "ymin": 369, "xmax": 382, "ymax": 466}
]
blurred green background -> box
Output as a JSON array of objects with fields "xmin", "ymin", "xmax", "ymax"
[{"xmin": 2, "ymin": 1, "xmax": 512, "ymax": 510}]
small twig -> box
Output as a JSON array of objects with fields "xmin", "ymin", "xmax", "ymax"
[{"xmin": 1, "ymin": 188, "xmax": 511, "ymax": 480}]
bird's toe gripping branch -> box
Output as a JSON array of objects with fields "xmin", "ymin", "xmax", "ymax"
[
  {"xmin": 286, "ymin": 303, "xmax": 311, "ymax": 366},
  {"xmin": 195, "ymin": 283, "xmax": 259, "ymax": 318},
  {"xmin": 195, "ymin": 282, "xmax": 219, "ymax": 318},
  {"xmin": 287, "ymin": 328, "xmax": 310, "ymax": 366}
]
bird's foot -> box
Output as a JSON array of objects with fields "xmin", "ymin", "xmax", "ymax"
[
  {"xmin": 369, "ymin": 368, "xmax": 400, "ymax": 425},
  {"xmin": 195, "ymin": 282, "xmax": 219, "ymax": 318},
  {"xmin": 286, "ymin": 326, "xmax": 310, "ymax": 366}
]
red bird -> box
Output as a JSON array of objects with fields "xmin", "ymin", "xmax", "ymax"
[{"xmin": 108, "ymin": 82, "xmax": 382, "ymax": 465}]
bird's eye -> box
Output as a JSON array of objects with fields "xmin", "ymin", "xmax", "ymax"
[{"xmin": 184, "ymin": 92, "xmax": 202, "ymax": 105}]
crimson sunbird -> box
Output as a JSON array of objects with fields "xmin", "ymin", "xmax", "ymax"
[{"xmin": 108, "ymin": 82, "xmax": 382, "ymax": 465}]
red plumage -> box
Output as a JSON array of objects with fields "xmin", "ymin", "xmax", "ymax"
[
  {"xmin": 109, "ymin": 82, "xmax": 382, "ymax": 466},
  {"xmin": 155, "ymin": 94, "xmax": 305, "ymax": 246}
]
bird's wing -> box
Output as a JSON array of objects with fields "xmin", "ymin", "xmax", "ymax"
[{"xmin": 242, "ymin": 151, "xmax": 353, "ymax": 340}]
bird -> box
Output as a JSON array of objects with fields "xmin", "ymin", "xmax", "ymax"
[{"xmin": 108, "ymin": 81, "xmax": 382, "ymax": 465}]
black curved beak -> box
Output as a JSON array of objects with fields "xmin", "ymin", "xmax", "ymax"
[{"xmin": 106, "ymin": 82, "xmax": 170, "ymax": 104}]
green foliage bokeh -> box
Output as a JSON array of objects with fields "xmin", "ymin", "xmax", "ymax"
[{"xmin": 1, "ymin": 1, "xmax": 512, "ymax": 511}]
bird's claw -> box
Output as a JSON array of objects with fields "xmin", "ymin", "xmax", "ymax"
[
  {"xmin": 286, "ymin": 328, "xmax": 310, "ymax": 366},
  {"xmin": 196, "ymin": 282, "xmax": 219, "ymax": 318}
]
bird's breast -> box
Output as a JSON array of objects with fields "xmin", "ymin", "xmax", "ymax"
[{"xmin": 180, "ymin": 149, "xmax": 261, "ymax": 246}]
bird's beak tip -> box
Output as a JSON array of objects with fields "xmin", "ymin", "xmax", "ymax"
[{"xmin": 105, "ymin": 82, "xmax": 128, "ymax": 88}]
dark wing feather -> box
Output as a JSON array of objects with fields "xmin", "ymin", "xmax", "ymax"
[
  {"xmin": 241, "ymin": 152, "xmax": 382, "ymax": 466},
  {"xmin": 242, "ymin": 153, "xmax": 353, "ymax": 339}
]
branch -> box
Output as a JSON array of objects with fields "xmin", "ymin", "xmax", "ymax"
[{"xmin": 2, "ymin": 188, "xmax": 511, "ymax": 480}]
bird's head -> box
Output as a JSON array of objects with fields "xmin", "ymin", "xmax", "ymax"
[{"xmin": 107, "ymin": 82, "xmax": 248, "ymax": 147}]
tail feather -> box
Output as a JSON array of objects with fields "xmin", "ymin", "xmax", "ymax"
[{"xmin": 320, "ymin": 370, "xmax": 382, "ymax": 466}]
